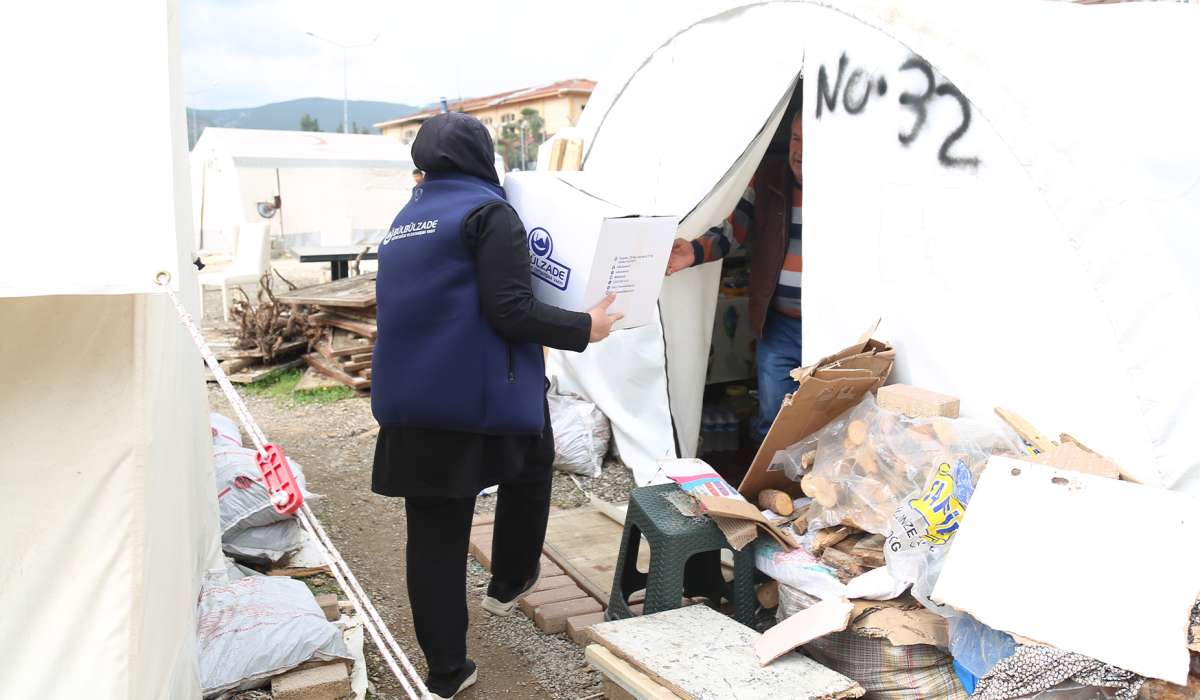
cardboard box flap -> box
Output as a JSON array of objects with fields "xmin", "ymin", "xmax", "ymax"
[
  {"xmin": 741, "ymin": 333, "xmax": 895, "ymax": 500},
  {"xmin": 697, "ymin": 495, "xmax": 797, "ymax": 549}
]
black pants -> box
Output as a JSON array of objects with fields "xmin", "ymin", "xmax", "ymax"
[{"xmin": 404, "ymin": 468, "xmax": 553, "ymax": 678}]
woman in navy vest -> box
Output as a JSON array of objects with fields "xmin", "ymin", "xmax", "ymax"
[{"xmin": 371, "ymin": 112, "xmax": 621, "ymax": 699}]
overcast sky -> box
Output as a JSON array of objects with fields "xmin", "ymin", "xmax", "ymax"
[{"xmin": 181, "ymin": 0, "xmax": 691, "ymax": 109}]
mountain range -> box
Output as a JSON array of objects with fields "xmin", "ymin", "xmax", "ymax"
[{"xmin": 186, "ymin": 97, "xmax": 417, "ymax": 144}]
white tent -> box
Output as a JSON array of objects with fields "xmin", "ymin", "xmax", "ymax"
[
  {"xmin": 0, "ymin": 2, "xmax": 221, "ymax": 697},
  {"xmin": 191, "ymin": 128, "xmax": 416, "ymax": 253},
  {"xmin": 542, "ymin": 0, "xmax": 1200, "ymax": 492}
]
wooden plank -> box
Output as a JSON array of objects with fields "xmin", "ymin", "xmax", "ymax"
[
  {"xmin": 561, "ymin": 139, "xmax": 584, "ymax": 171},
  {"xmin": 584, "ymin": 645, "xmax": 681, "ymax": 700},
  {"xmin": 877, "ymin": 384, "xmax": 960, "ymax": 418},
  {"xmin": 314, "ymin": 314, "xmax": 377, "ymax": 340},
  {"xmin": 216, "ymin": 339, "xmax": 307, "ymax": 361},
  {"xmin": 994, "ymin": 407, "xmax": 1056, "ymax": 453},
  {"xmin": 341, "ymin": 358, "xmax": 372, "ymax": 372},
  {"xmin": 329, "ymin": 305, "xmax": 377, "ymax": 321},
  {"xmin": 588, "ymin": 606, "xmax": 863, "ymax": 699},
  {"xmin": 547, "ymin": 139, "xmax": 568, "ymax": 172},
  {"xmin": 219, "ymin": 357, "xmax": 257, "ymax": 375},
  {"xmin": 276, "ymin": 272, "xmax": 377, "ymax": 308},
  {"xmin": 315, "ymin": 338, "xmax": 373, "ymax": 360},
  {"xmin": 304, "ymin": 353, "xmax": 371, "ymax": 390},
  {"xmin": 212, "ymin": 357, "xmax": 304, "ymax": 385},
  {"xmin": 294, "ymin": 366, "xmax": 342, "ymax": 392}
]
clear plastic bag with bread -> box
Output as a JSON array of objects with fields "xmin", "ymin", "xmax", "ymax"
[{"xmin": 798, "ymin": 392, "xmax": 1024, "ymax": 535}]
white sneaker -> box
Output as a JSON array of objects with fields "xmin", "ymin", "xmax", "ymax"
[
  {"xmin": 480, "ymin": 564, "xmax": 541, "ymax": 617},
  {"xmin": 428, "ymin": 660, "xmax": 477, "ymax": 699}
]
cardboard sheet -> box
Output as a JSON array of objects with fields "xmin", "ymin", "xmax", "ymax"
[
  {"xmin": 697, "ymin": 495, "xmax": 797, "ymax": 549},
  {"xmin": 931, "ymin": 457, "xmax": 1200, "ymax": 684},
  {"xmin": 757, "ymin": 597, "xmax": 855, "ymax": 665},
  {"xmin": 738, "ymin": 333, "xmax": 894, "ymax": 500}
]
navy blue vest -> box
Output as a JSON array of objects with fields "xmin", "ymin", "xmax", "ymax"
[{"xmin": 371, "ymin": 172, "xmax": 546, "ymax": 435}]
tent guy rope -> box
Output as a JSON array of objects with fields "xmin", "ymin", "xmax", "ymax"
[{"xmin": 156, "ymin": 273, "xmax": 429, "ymax": 700}]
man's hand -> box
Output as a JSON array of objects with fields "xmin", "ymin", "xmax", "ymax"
[
  {"xmin": 665, "ymin": 238, "xmax": 696, "ymax": 276},
  {"xmin": 587, "ymin": 293, "xmax": 624, "ymax": 342}
]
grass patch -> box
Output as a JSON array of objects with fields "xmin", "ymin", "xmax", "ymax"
[{"xmin": 242, "ymin": 368, "xmax": 354, "ymax": 406}]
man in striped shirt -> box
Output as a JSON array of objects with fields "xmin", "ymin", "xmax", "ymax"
[{"xmin": 667, "ymin": 110, "xmax": 803, "ymax": 444}]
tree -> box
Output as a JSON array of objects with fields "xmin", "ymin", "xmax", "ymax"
[
  {"xmin": 498, "ymin": 107, "xmax": 546, "ymax": 170},
  {"xmin": 299, "ymin": 114, "xmax": 321, "ymax": 132},
  {"xmin": 336, "ymin": 121, "xmax": 371, "ymax": 134}
]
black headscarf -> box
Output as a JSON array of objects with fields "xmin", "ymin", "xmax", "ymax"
[{"xmin": 411, "ymin": 112, "xmax": 500, "ymax": 185}]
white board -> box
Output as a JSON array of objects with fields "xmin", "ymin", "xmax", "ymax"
[{"xmin": 932, "ymin": 457, "xmax": 1200, "ymax": 684}]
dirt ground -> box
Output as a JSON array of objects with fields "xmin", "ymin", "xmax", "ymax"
[{"xmin": 204, "ymin": 257, "xmax": 634, "ymax": 699}]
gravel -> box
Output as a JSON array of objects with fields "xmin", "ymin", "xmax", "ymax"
[
  {"xmin": 475, "ymin": 458, "xmax": 637, "ymax": 515},
  {"xmin": 465, "ymin": 559, "xmax": 604, "ymax": 700}
]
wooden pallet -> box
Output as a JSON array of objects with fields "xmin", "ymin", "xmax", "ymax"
[{"xmin": 276, "ymin": 273, "xmax": 377, "ymax": 308}]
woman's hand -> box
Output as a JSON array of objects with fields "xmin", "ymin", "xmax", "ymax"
[
  {"xmin": 665, "ymin": 238, "xmax": 695, "ymax": 276},
  {"xmin": 587, "ymin": 294, "xmax": 624, "ymax": 342}
]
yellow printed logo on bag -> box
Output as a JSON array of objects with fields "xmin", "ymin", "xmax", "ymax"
[{"xmin": 910, "ymin": 462, "xmax": 966, "ymax": 545}]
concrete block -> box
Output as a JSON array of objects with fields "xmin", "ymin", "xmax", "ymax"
[
  {"xmin": 539, "ymin": 555, "xmax": 564, "ymax": 577},
  {"xmin": 271, "ymin": 661, "xmax": 351, "ymax": 700},
  {"xmin": 534, "ymin": 597, "xmax": 603, "ymax": 634},
  {"xmin": 566, "ymin": 611, "xmax": 607, "ymax": 645},
  {"xmin": 468, "ymin": 534, "xmax": 493, "ymax": 570},
  {"xmin": 314, "ymin": 593, "xmax": 339, "ymax": 622},
  {"xmin": 532, "ymin": 575, "xmax": 575, "ymax": 592},
  {"xmin": 518, "ymin": 585, "xmax": 587, "ymax": 616}
]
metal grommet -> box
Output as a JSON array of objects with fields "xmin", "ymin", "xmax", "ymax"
[{"xmin": 155, "ymin": 271, "xmax": 172, "ymax": 286}]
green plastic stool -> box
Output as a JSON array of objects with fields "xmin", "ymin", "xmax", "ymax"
[{"xmin": 605, "ymin": 483, "xmax": 757, "ymax": 626}]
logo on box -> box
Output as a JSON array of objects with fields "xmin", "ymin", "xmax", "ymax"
[{"xmin": 528, "ymin": 227, "xmax": 571, "ymax": 291}]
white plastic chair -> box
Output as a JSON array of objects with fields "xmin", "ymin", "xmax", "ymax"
[{"xmin": 198, "ymin": 222, "xmax": 271, "ymax": 322}]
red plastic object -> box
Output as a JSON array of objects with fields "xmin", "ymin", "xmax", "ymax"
[{"xmin": 255, "ymin": 444, "xmax": 304, "ymax": 515}]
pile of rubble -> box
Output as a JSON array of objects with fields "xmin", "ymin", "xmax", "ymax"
[{"xmin": 577, "ymin": 332, "xmax": 1200, "ymax": 700}]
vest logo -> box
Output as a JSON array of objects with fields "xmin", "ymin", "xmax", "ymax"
[
  {"xmin": 528, "ymin": 227, "xmax": 571, "ymax": 291},
  {"xmin": 381, "ymin": 219, "xmax": 439, "ymax": 245}
]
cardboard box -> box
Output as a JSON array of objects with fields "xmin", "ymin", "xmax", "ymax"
[
  {"xmin": 738, "ymin": 329, "xmax": 895, "ymax": 500},
  {"xmin": 504, "ymin": 172, "xmax": 678, "ymax": 330}
]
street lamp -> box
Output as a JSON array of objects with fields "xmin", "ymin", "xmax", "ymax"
[{"xmin": 305, "ymin": 31, "xmax": 380, "ymax": 134}]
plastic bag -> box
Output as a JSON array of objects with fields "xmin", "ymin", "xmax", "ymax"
[
  {"xmin": 885, "ymin": 456, "xmax": 977, "ymax": 611},
  {"xmin": 197, "ymin": 573, "xmax": 351, "ymax": 697},
  {"xmin": 755, "ymin": 541, "xmax": 845, "ymax": 601},
  {"xmin": 222, "ymin": 518, "xmax": 304, "ymax": 565},
  {"xmin": 772, "ymin": 435, "xmax": 819, "ymax": 482},
  {"xmin": 210, "ymin": 412, "xmax": 243, "ymax": 448},
  {"xmin": 803, "ymin": 393, "xmax": 1023, "ymax": 535},
  {"xmin": 778, "ymin": 584, "xmax": 967, "ymax": 700},
  {"xmin": 213, "ymin": 444, "xmax": 308, "ymax": 535},
  {"xmin": 948, "ymin": 613, "xmax": 1017, "ymax": 682},
  {"xmin": 547, "ymin": 380, "xmax": 611, "ymax": 478}
]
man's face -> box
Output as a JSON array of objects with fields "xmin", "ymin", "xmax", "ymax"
[
  {"xmin": 413, "ymin": 172, "xmax": 424, "ymax": 185},
  {"xmin": 788, "ymin": 113, "xmax": 803, "ymax": 183}
]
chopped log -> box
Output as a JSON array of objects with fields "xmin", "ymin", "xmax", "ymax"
[
  {"xmin": 811, "ymin": 526, "xmax": 853, "ymax": 556},
  {"xmin": 757, "ymin": 581, "xmax": 780, "ymax": 609},
  {"xmin": 757, "ymin": 489, "xmax": 794, "ymax": 516}
]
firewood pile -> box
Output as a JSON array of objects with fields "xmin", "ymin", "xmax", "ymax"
[
  {"xmin": 276, "ymin": 273, "xmax": 376, "ymax": 391},
  {"xmin": 209, "ymin": 270, "xmax": 311, "ymax": 383}
]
